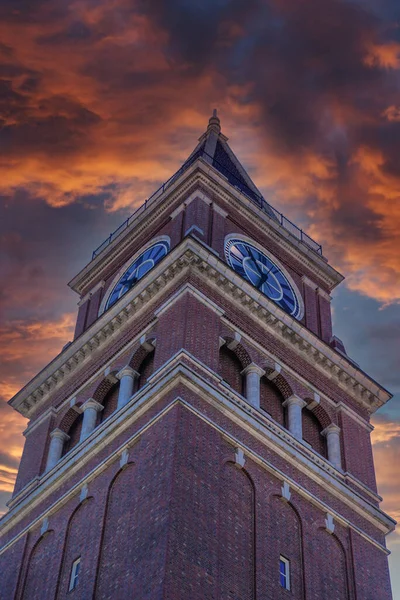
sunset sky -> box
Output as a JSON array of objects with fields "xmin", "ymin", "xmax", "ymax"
[{"xmin": 0, "ymin": 0, "xmax": 399, "ymax": 595}]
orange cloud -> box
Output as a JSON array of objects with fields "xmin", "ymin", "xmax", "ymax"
[{"xmin": 364, "ymin": 43, "xmax": 400, "ymax": 70}]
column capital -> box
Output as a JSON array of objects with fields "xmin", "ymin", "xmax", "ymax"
[
  {"xmin": 241, "ymin": 363, "xmax": 265, "ymax": 377},
  {"xmin": 321, "ymin": 423, "xmax": 341, "ymax": 437},
  {"xmin": 50, "ymin": 428, "xmax": 70, "ymax": 442},
  {"xmin": 116, "ymin": 365, "xmax": 140, "ymax": 380},
  {"xmin": 81, "ymin": 398, "xmax": 104, "ymax": 413},
  {"xmin": 282, "ymin": 394, "xmax": 307, "ymax": 409}
]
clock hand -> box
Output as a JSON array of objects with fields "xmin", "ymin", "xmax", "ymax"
[
  {"xmin": 248, "ymin": 248, "xmax": 264, "ymax": 278},
  {"xmin": 257, "ymin": 265, "xmax": 274, "ymax": 290}
]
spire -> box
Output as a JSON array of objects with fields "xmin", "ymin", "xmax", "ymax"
[
  {"xmin": 177, "ymin": 110, "xmax": 278, "ymax": 221},
  {"xmin": 207, "ymin": 109, "xmax": 221, "ymax": 134}
]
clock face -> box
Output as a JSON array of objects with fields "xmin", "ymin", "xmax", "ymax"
[
  {"xmin": 225, "ymin": 239, "xmax": 302, "ymax": 319},
  {"xmin": 105, "ymin": 241, "xmax": 169, "ymax": 311}
]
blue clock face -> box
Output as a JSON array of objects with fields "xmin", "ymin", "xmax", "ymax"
[
  {"xmin": 225, "ymin": 239, "xmax": 302, "ymax": 319},
  {"xmin": 105, "ymin": 241, "xmax": 169, "ymax": 311}
]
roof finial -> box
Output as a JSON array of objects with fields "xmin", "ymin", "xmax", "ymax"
[{"xmin": 207, "ymin": 108, "xmax": 221, "ymax": 134}]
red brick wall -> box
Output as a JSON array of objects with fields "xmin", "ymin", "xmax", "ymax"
[
  {"xmin": 184, "ymin": 197, "xmax": 211, "ymax": 242},
  {"xmin": 63, "ymin": 413, "xmax": 84, "ymax": 456},
  {"xmin": 306, "ymin": 526, "xmax": 351, "ymax": 600},
  {"xmin": 260, "ymin": 378, "xmax": 286, "ymax": 426},
  {"xmin": 302, "ymin": 280, "xmax": 319, "ymax": 335},
  {"xmin": 137, "ymin": 349, "xmax": 155, "ymax": 390},
  {"xmin": 100, "ymin": 384, "xmax": 120, "ymax": 422},
  {"xmin": 218, "ymin": 463, "xmax": 255, "ymax": 600},
  {"xmin": 0, "ymin": 401, "xmax": 393, "ymax": 600},
  {"xmin": 20, "ymin": 531, "xmax": 60, "ymax": 600},
  {"xmin": 13, "ymin": 416, "xmax": 53, "ymax": 496},
  {"xmin": 302, "ymin": 409, "xmax": 327, "ymax": 458},
  {"xmin": 219, "ymin": 345, "xmax": 244, "ymax": 395},
  {"xmin": 267, "ymin": 496, "xmax": 305, "ymax": 599},
  {"xmin": 55, "ymin": 498, "xmax": 99, "ymax": 599},
  {"xmin": 339, "ymin": 410, "xmax": 377, "ymax": 492}
]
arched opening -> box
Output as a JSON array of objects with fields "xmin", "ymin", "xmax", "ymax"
[
  {"xmin": 302, "ymin": 410, "xmax": 327, "ymax": 457},
  {"xmin": 101, "ymin": 383, "xmax": 120, "ymax": 422},
  {"xmin": 137, "ymin": 349, "xmax": 155, "ymax": 391},
  {"xmin": 260, "ymin": 377, "xmax": 286, "ymax": 427},
  {"xmin": 62, "ymin": 413, "xmax": 84, "ymax": 456},
  {"xmin": 219, "ymin": 345, "xmax": 245, "ymax": 395}
]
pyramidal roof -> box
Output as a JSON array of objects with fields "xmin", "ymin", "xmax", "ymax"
[
  {"xmin": 183, "ymin": 110, "xmax": 277, "ymax": 218},
  {"xmin": 91, "ymin": 111, "xmax": 324, "ymax": 259}
]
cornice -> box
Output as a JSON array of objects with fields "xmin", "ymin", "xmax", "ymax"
[
  {"xmin": 9, "ymin": 238, "xmax": 390, "ymax": 419},
  {"xmin": 0, "ymin": 359, "xmax": 395, "ymax": 557},
  {"xmin": 69, "ymin": 158, "xmax": 343, "ymax": 296},
  {"xmin": 0, "ymin": 350, "xmax": 394, "ymax": 551}
]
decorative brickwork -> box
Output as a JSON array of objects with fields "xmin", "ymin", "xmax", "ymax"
[
  {"xmin": 302, "ymin": 410, "xmax": 327, "ymax": 458},
  {"xmin": 93, "ymin": 373, "xmax": 118, "ymax": 403},
  {"xmin": 100, "ymin": 384, "xmax": 120, "ymax": 422},
  {"xmin": 137, "ymin": 349, "xmax": 155, "ymax": 391},
  {"xmin": 59, "ymin": 407, "xmax": 82, "ymax": 433},
  {"xmin": 62, "ymin": 414, "xmax": 84, "ymax": 456},
  {"xmin": 260, "ymin": 377, "xmax": 286, "ymax": 426},
  {"xmin": 219, "ymin": 345, "xmax": 245, "ymax": 395}
]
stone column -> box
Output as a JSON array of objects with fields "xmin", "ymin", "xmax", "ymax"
[
  {"xmin": 241, "ymin": 363, "xmax": 265, "ymax": 408},
  {"xmin": 116, "ymin": 366, "xmax": 140, "ymax": 410},
  {"xmin": 322, "ymin": 424, "xmax": 342, "ymax": 469},
  {"xmin": 46, "ymin": 429, "xmax": 70, "ymax": 471},
  {"xmin": 282, "ymin": 395, "xmax": 307, "ymax": 439},
  {"xmin": 80, "ymin": 399, "xmax": 103, "ymax": 442}
]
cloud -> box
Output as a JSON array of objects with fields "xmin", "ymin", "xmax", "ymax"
[
  {"xmin": 0, "ymin": 0, "xmax": 398, "ymax": 305},
  {"xmin": 372, "ymin": 415, "xmax": 400, "ymax": 546}
]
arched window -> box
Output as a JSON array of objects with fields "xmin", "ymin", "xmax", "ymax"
[
  {"xmin": 302, "ymin": 410, "xmax": 327, "ymax": 457},
  {"xmin": 62, "ymin": 413, "xmax": 84, "ymax": 456},
  {"xmin": 260, "ymin": 377, "xmax": 286, "ymax": 427},
  {"xmin": 101, "ymin": 383, "xmax": 120, "ymax": 422},
  {"xmin": 219, "ymin": 345, "xmax": 244, "ymax": 395},
  {"xmin": 137, "ymin": 349, "xmax": 155, "ymax": 391}
]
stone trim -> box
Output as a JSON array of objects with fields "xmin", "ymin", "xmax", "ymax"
[
  {"xmin": 9, "ymin": 239, "xmax": 391, "ymax": 419},
  {"xmin": 5, "ymin": 357, "xmax": 393, "ymax": 538},
  {"xmin": 154, "ymin": 282, "xmax": 224, "ymax": 318},
  {"xmin": 0, "ymin": 379, "xmax": 393, "ymax": 558},
  {"xmin": 68, "ymin": 159, "xmax": 343, "ymax": 295},
  {"xmin": 78, "ymin": 279, "xmax": 106, "ymax": 307}
]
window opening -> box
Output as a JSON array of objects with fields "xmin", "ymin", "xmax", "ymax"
[
  {"xmin": 279, "ymin": 556, "xmax": 290, "ymax": 590},
  {"xmin": 69, "ymin": 557, "xmax": 81, "ymax": 591}
]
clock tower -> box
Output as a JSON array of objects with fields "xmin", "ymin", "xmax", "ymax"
[{"xmin": 0, "ymin": 112, "xmax": 395, "ymax": 599}]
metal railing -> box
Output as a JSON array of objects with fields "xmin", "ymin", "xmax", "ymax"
[{"xmin": 92, "ymin": 149, "xmax": 322, "ymax": 259}]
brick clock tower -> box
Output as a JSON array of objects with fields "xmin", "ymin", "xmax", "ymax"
[{"xmin": 0, "ymin": 112, "xmax": 395, "ymax": 599}]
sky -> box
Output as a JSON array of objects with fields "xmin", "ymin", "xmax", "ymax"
[{"xmin": 0, "ymin": 0, "xmax": 399, "ymax": 594}]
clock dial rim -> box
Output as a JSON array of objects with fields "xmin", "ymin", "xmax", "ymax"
[
  {"xmin": 98, "ymin": 236, "xmax": 170, "ymax": 315},
  {"xmin": 224, "ymin": 235, "xmax": 304, "ymax": 320}
]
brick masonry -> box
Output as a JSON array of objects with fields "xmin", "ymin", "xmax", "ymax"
[{"xmin": 0, "ymin": 149, "xmax": 394, "ymax": 599}]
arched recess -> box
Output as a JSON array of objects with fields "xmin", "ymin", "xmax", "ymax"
[
  {"xmin": 302, "ymin": 409, "xmax": 327, "ymax": 457},
  {"xmin": 263, "ymin": 368, "xmax": 293, "ymax": 399},
  {"xmin": 309, "ymin": 528, "xmax": 350, "ymax": 600},
  {"xmin": 129, "ymin": 339, "xmax": 156, "ymax": 392},
  {"xmin": 21, "ymin": 531, "xmax": 59, "ymax": 600},
  {"xmin": 260, "ymin": 378, "xmax": 286, "ymax": 427},
  {"xmin": 219, "ymin": 345, "xmax": 245, "ymax": 395},
  {"xmin": 218, "ymin": 462, "xmax": 255, "ymax": 600},
  {"xmin": 221, "ymin": 337, "xmax": 252, "ymax": 368},
  {"xmin": 92, "ymin": 372, "xmax": 119, "ymax": 404},
  {"xmin": 100, "ymin": 383, "xmax": 120, "ymax": 421},
  {"xmin": 94, "ymin": 464, "xmax": 138, "ymax": 598},
  {"xmin": 62, "ymin": 411, "xmax": 84, "ymax": 456},
  {"xmin": 266, "ymin": 495, "xmax": 305, "ymax": 599},
  {"xmin": 55, "ymin": 498, "xmax": 97, "ymax": 599}
]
